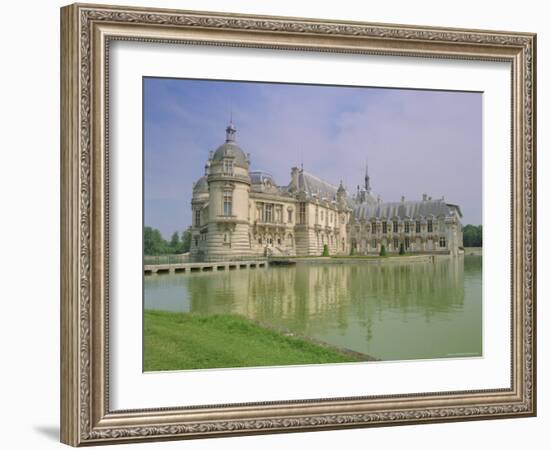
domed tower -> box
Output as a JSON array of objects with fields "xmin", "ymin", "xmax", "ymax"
[
  {"xmin": 205, "ymin": 121, "xmax": 251, "ymax": 258},
  {"xmin": 189, "ymin": 170, "xmax": 209, "ymax": 259}
]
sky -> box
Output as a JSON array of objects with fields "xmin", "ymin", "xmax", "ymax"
[{"xmin": 144, "ymin": 78, "xmax": 482, "ymax": 239}]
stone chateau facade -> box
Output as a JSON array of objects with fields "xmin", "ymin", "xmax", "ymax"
[{"xmin": 190, "ymin": 121, "xmax": 463, "ymax": 260}]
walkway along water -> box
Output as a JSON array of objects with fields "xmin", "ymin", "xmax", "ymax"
[{"xmin": 143, "ymin": 253, "xmax": 450, "ymax": 274}]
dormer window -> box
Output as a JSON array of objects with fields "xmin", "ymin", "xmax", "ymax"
[{"xmin": 223, "ymin": 159, "xmax": 234, "ymax": 175}]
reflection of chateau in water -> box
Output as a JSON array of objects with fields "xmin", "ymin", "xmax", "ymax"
[
  {"xmin": 144, "ymin": 256, "xmax": 482, "ymax": 360},
  {"xmin": 187, "ymin": 259, "xmax": 464, "ymax": 324},
  {"xmin": 190, "ymin": 121, "xmax": 463, "ymax": 260}
]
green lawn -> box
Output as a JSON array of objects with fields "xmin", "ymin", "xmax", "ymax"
[{"xmin": 144, "ymin": 310, "xmax": 365, "ymax": 371}]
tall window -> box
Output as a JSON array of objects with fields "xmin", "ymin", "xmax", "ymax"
[
  {"xmin": 393, "ymin": 238, "xmax": 399, "ymax": 250},
  {"xmin": 287, "ymin": 209, "xmax": 293, "ymax": 223},
  {"xmin": 393, "ymin": 221, "xmax": 398, "ymax": 233},
  {"xmin": 223, "ymin": 192, "xmax": 232, "ymax": 216},
  {"xmin": 277, "ymin": 206, "xmax": 283, "ymax": 223},
  {"xmin": 439, "ymin": 236, "xmax": 446, "ymax": 247},
  {"xmin": 382, "ymin": 222, "xmax": 387, "ymax": 234},
  {"xmin": 264, "ymin": 203, "xmax": 273, "ymax": 223},
  {"xmin": 194, "ymin": 209, "xmax": 201, "ymax": 227},
  {"xmin": 416, "ymin": 221, "xmax": 421, "ymax": 233},
  {"xmin": 404, "ymin": 222, "xmax": 410, "ymax": 233},
  {"xmin": 223, "ymin": 159, "xmax": 234, "ymax": 175},
  {"xmin": 299, "ymin": 203, "xmax": 306, "ymax": 224},
  {"xmin": 427, "ymin": 219, "xmax": 433, "ymax": 233},
  {"xmin": 405, "ymin": 237, "xmax": 410, "ymax": 249}
]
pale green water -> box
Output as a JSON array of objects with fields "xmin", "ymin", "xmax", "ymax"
[{"xmin": 144, "ymin": 256, "xmax": 482, "ymax": 361}]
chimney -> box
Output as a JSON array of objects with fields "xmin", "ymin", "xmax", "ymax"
[
  {"xmin": 290, "ymin": 167, "xmax": 300, "ymax": 191},
  {"xmin": 401, "ymin": 195, "xmax": 405, "ymax": 202},
  {"xmin": 422, "ymin": 193, "xmax": 427, "ymax": 201}
]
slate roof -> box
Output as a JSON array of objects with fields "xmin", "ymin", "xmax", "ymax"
[
  {"xmin": 353, "ymin": 199, "xmax": 462, "ymax": 220},
  {"xmin": 192, "ymin": 175, "xmax": 208, "ymax": 193},
  {"xmin": 211, "ymin": 142, "xmax": 249, "ymax": 168},
  {"xmin": 296, "ymin": 171, "xmax": 340, "ymax": 201},
  {"xmin": 250, "ymin": 171, "xmax": 277, "ymax": 186}
]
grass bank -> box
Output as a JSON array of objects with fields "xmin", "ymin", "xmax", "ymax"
[{"xmin": 144, "ymin": 310, "xmax": 367, "ymax": 371}]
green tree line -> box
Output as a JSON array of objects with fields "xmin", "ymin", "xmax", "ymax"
[
  {"xmin": 144, "ymin": 226, "xmax": 191, "ymax": 255},
  {"xmin": 463, "ymin": 224, "xmax": 482, "ymax": 247}
]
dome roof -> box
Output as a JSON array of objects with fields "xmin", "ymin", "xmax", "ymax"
[
  {"xmin": 193, "ymin": 175, "xmax": 208, "ymax": 193},
  {"xmin": 211, "ymin": 142, "xmax": 248, "ymax": 167},
  {"xmin": 250, "ymin": 171, "xmax": 276, "ymax": 186},
  {"xmin": 210, "ymin": 120, "xmax": 249, "ymax": 168}
]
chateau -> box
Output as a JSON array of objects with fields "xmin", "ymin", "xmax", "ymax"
[{"xmin": 190, "ymin": 122, "xmax": 463, "ymax": 260}]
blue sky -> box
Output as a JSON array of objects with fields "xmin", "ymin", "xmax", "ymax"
[{"xmin": 144, "ymin": 78, "xmax": 482, "ymax": 239}]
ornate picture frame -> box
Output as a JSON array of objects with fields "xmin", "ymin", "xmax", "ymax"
[{"xmin": 60, "ymin": 3, "xmax": 536, "ymax": 446}]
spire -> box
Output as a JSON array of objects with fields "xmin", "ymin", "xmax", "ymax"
[
  {"xmin": 364, "ymin": 160, "xmax": 371, "ymax": 192},
  {"xmin": 225, "ymin": 116, "xmax": 236, "ymax": 142},
  {"xmin": 337, "ymin": 180, "xmax": 346, "ymax": 194}
]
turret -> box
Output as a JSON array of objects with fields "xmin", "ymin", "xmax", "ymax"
[
  {"xmin": 337, "ymin": 181, "xmax": 347, "ymax": 208},
  {"xmin": 204, "ymin": 120, "xmax": 251, "ymax": 258}
]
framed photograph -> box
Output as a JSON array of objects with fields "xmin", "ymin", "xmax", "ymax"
[{"xmin": 60, "ymin": 3, "xmax": 536, "ymax": 446}]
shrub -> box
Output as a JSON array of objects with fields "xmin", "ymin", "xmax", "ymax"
[
  {"xmin": 379, "ymin": 245, "xmax": 386, "ymax": 257},
  {"xmin": 399, "ymin": 243, "xmax": 405, "ymax": 255},
  {"xmin": 322, "ymin": 244, "xmax": 329, "ymax": 256},
  {"xmin": 350, "ymin": 246, "xmax": 356, "ymax": 256}
]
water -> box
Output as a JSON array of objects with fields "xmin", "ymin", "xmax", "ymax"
[{"xmin": 144, "ymin": 256, "xmax": 482, "ymax": 361}]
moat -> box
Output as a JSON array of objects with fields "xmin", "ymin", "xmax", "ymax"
[{"xmin": 144, "ymin": 255, "xmax": 482, "ymax": 361}]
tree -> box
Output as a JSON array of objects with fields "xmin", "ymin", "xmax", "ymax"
[
  {"xmin": 463, "ymin": 224, "xmax": 482, "ymax": 247},
  {"xmin": 144, "ymin": 226, "xmax": 169, "ymax": 255},
  {"xmin": 399, "ymin": 243, "xmax": 405, "ymax": 255},
  {"xmin": 322, "ymin": 244, "xmax": 330, "ymax": 257},
  {"xmin": 379, "ymin": 245, "xmax": 386, "ymax": 257},
  {"xmin": 180, "ymin": 229, "xmax": 192, "ymax": 253},
  {"xmin": 170, "ymin": 231, "xmax": 180, "ymax": 250}
]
